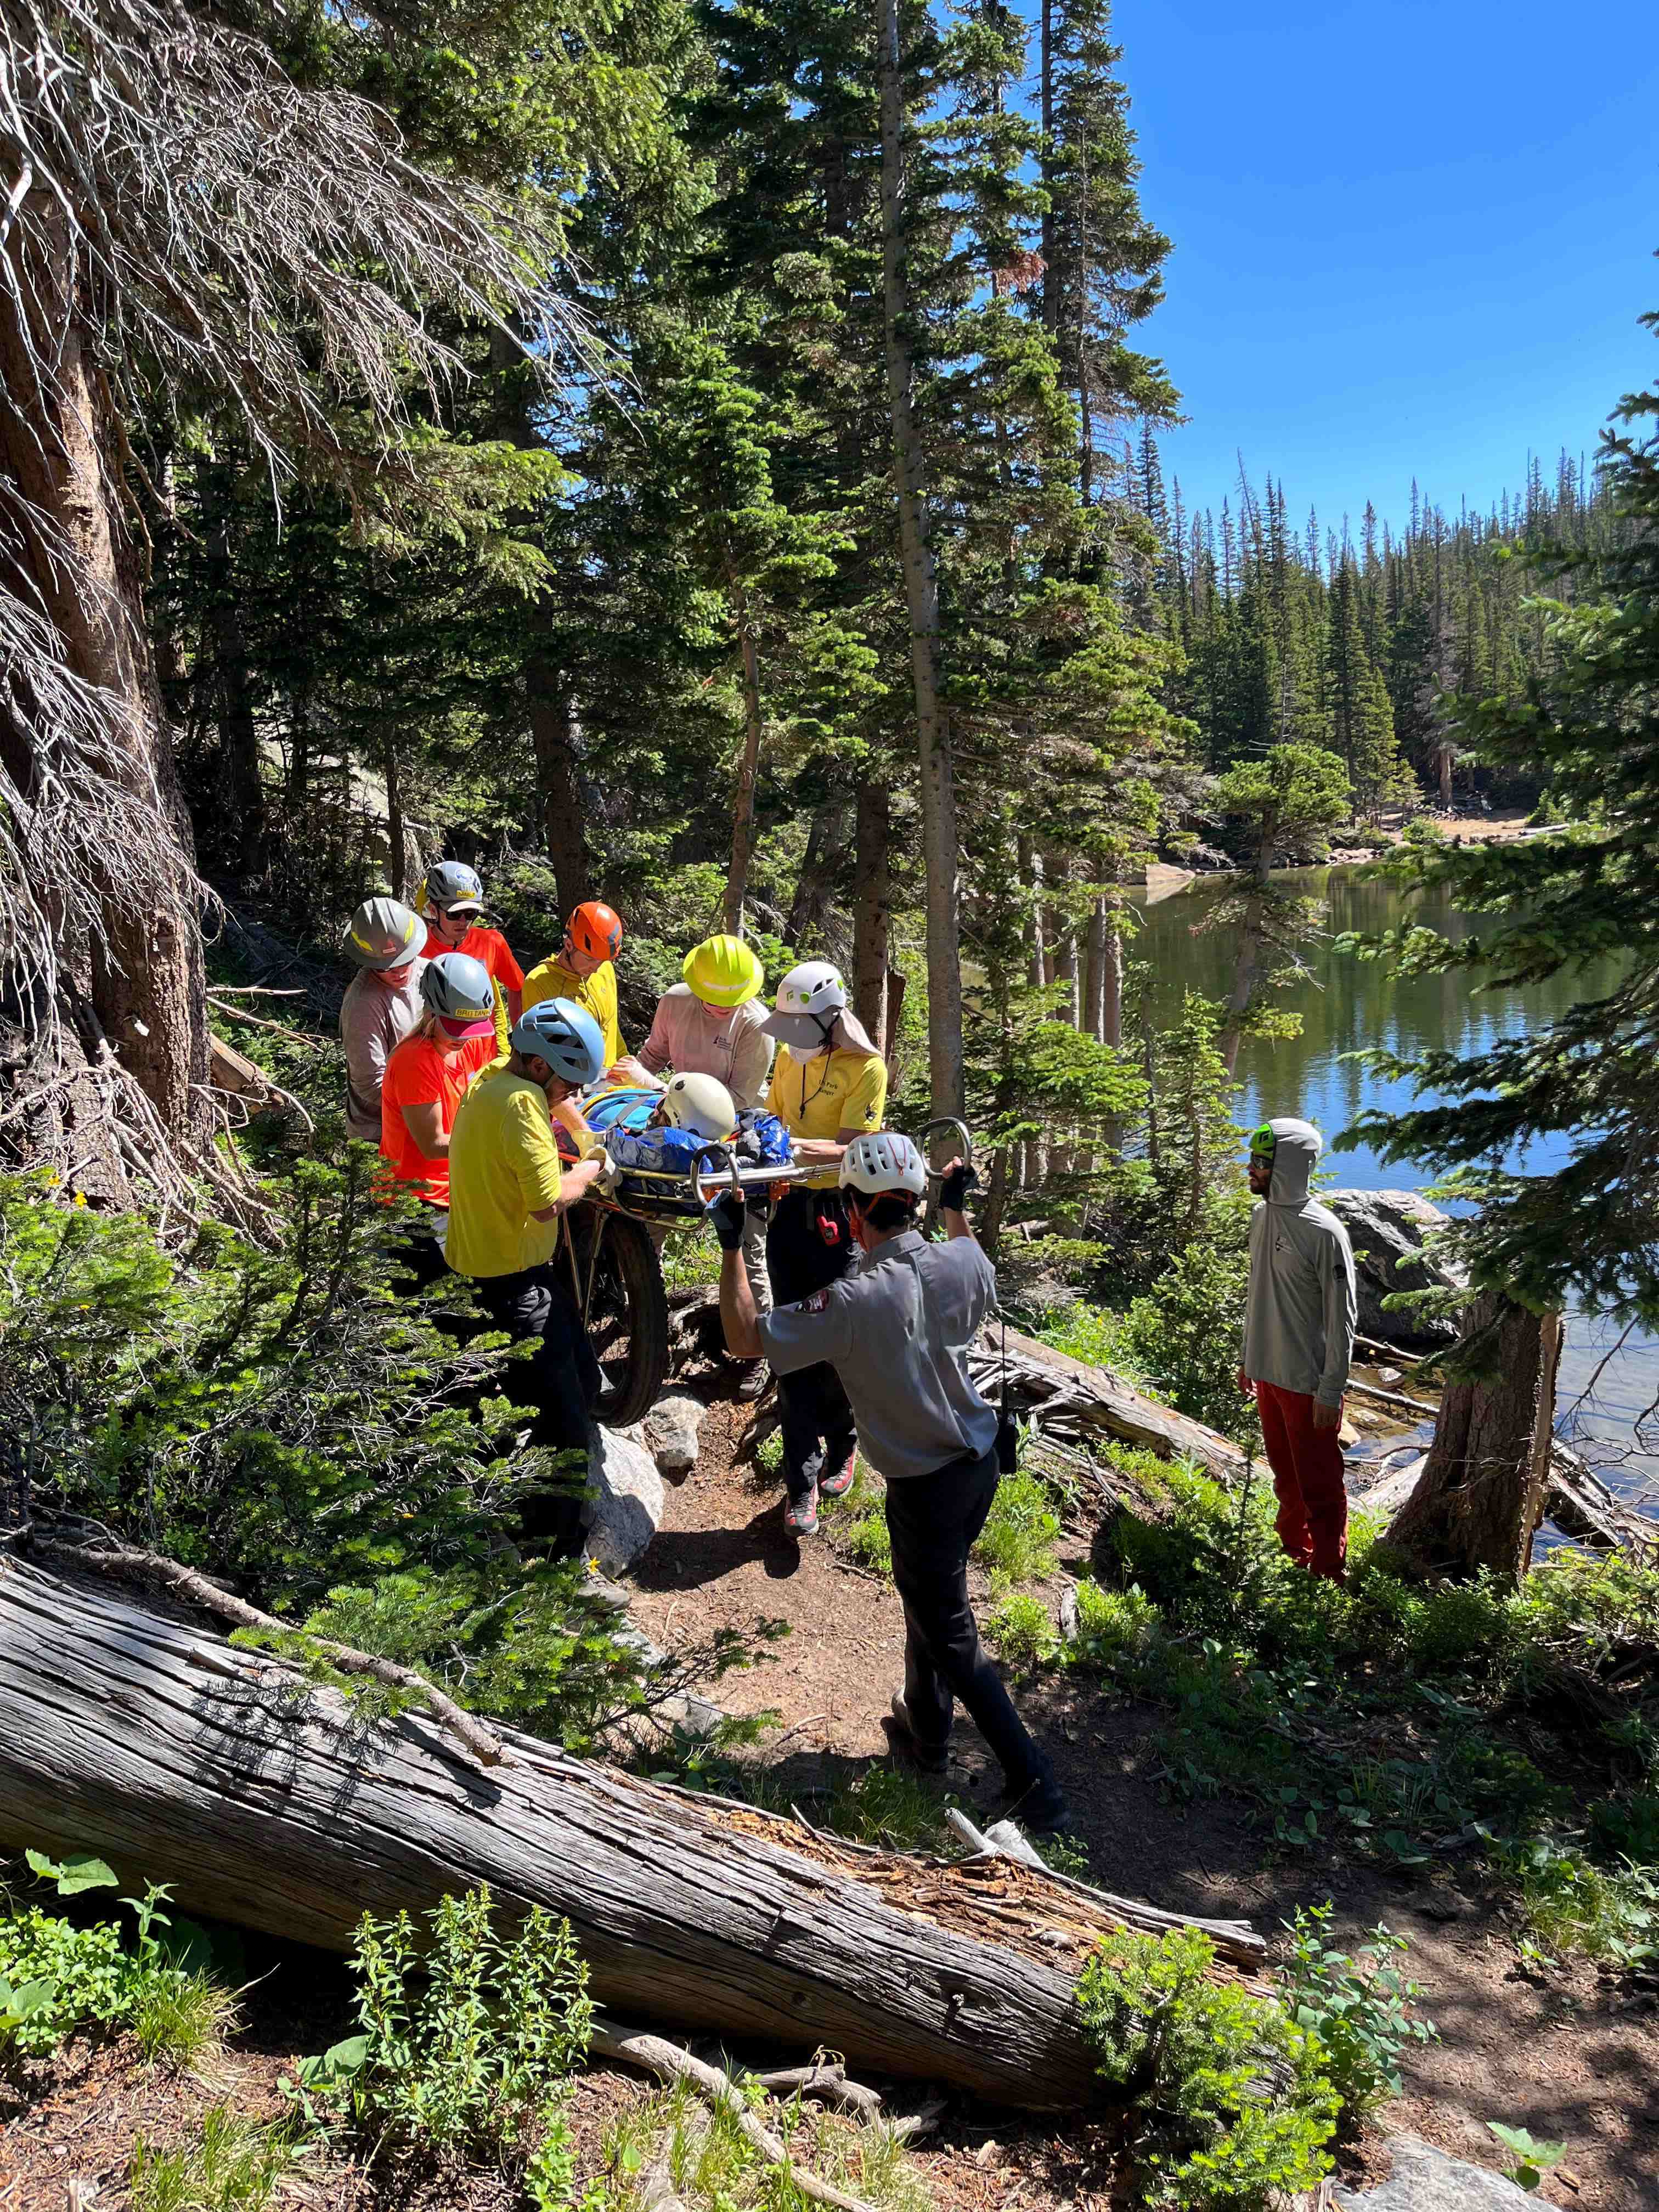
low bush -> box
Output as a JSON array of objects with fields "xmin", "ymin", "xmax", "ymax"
[
  {"xmin": 1077, "ymin": 1927, "xmax": 1338, "ymax": 2208},
  {"xmin": 984, "ymin": 1590, "xmax": 1059, "ymax": 1666},
  {"xmin": 1280, "ymin": 1903, "xmax": 1436, "ymax": 2121},
  {"xmin": 973, "ymin": 1469, "xmax": 1059, "ymax": 1588},
  {"xmin": 289, "ymin": 1886, "xmax": 592, "ymax": 2194},
  {"xmin": 0, "ymin": 1860, "xmax": 236, "ymax": 2070},
  {"xmin": 1071, "ymin": 1577, "xmax": 1160, "ymax": 1664}
]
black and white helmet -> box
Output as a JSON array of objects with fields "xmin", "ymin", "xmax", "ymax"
[{"xmin": 839, "ymin": 1130, "xmax": 927, "ymax": 1199}]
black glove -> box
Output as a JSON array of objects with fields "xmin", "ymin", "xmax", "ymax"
[
  {"xmin": 707, "ymin": 1191, "xmax": 747, "ymax": 1251},
  {"xmin": 940, "ymin": 1161, "xmax": 978, "ymax": 1212}
]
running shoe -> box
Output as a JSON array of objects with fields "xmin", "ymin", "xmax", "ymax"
[
  {"xmin": 784, "ymin": 1484, "xmax": 820, "ymax": 1537},
  {"xmin": 819, "ymin": 1447, "xmax": 857, "ymax": 1499}
]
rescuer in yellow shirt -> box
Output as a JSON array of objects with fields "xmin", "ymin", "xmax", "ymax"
[
  {"xmin": 446, "ymin": 995, "xmax": 611, "ymax": 1550},
  {"xmin": 755, "ymin": 961, "xmax": 888, "ymax": 1537},
  {"xmin": 520, "ymin": 899, "xmax": 654, "ymax": 1088}
]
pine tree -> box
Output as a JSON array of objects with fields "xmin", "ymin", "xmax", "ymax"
[{"xmin": 1345, "ymin": 338, "xmax": 1659, "ymax": 1322}]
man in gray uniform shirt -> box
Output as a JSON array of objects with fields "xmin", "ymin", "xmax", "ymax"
[{"xmin": 713, "ymin": 1130, "xmax": 1071, "ymax": 1836}]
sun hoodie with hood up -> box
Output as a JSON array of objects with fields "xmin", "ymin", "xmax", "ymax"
[{"xmin": 1242, "ymin": 1118, "xmax": 1357, "ymax": 1409}]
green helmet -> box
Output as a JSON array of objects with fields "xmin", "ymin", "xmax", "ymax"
[{"xmin": 1248, "ymin": 1122, "xmax": 1277, "ymax": 1159}]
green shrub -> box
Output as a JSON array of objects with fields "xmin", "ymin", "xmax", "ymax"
[
  {"xmin": 290, "ymin": 1885, "xmax": 592, "ymax": 2183},
  {"xmin": 973, "ymin": 1469, "xmax": 1059, "ymax": 1588},
  {"xmin": 1077, "ymin": 1927, "xmax": 1337, "ymax": 2209},
  {"xmin": 984, "ymin": 1590, "xmax": 1059, "ymax": 1666},
  {"xmin": 1403, "ymin": 1577, "xmax": 1513, "ymax": 1675},
  {"xmin": 1280, "ymin": 1903, "xmax": 1436, "ymax": 2121},
  {"xmin": 1072, "ymin": 1579, "xmax": 1160, "ymax": 1664},
  {"xmin": 1509, "ymin": 1838, "xmax": 1659, "ymax": 1969},
  {"xmin": 0, "ymin": 1874, "xmax": 233, "ymax": 2068}
]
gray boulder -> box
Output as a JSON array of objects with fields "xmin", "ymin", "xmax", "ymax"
[
  {"xmin": 1337, "ymin": 2130, "xmax": 1543, "ymax": 2209},
  {"xmin": 642, "ymin": 1392, "xmax": 706, "ymax": 1479},
  {"xmin": 584, "ymin": 1424, "xmax": 665, "ymax": 1573},
  {"xmin": 1324, "ymin": 1188, "xmax": 1466, "ymax": 1348}
]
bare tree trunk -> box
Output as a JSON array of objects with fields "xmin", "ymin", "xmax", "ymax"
[
  {"xmin": 0, "ymin": 216, "xmax": 208, "ymax": 1147},
  {"xmin": 723, "ymin": 582, "xmax": 764, "ymax": 934},
  {"xmin": 853, "ymin": 780, "xmax": 891, "ymax": 1049},
  {"xmin": 978, "ymin": 1144, "xmax": 1010, "ymax": 1257},
  {"xmin": 382, "ymin": 731, "xmax": 407, "ymax": 902},
  {"xmin": 1082, "ymin": 895, "xmax": 1106, "ymax": 1042},
  {"xmin": 1386, "ymin": 1293, "xmax": 1561, "ymax": 1584},
  {"xmin": 202, "ymin": 465, "xmax": 266, "ymax": 882},
  {"xmin": 879, "ymin": 0, "xmax": 964, "ymax": 1120},
  {"xmin": 529, "ymin": 651, "xmax": 591, "ymax": 918},
  {"xmin": 1020, "ymin": 837, "xmax": 1046, "ymax": 990},
  {"xmin": 787, "ymin": 800, "xmax": 847, "ymax": 947},
  {"xmin": 1040, "ymin": 0, "xmax": 1057, "ymax": 341}
]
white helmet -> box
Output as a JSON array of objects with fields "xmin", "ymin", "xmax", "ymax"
[
  {"xmin": 840, "ymin": 1130, "xmax": 927, "ymax": 1199},
  {"xmin": 658, "ymin": 1071, "xmax": 737, "ymax": 1143},
  {"xmin": 760, "ymin": 960, "xmax": 847, "ymax": 1051}
]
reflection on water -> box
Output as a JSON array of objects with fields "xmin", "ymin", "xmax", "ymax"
[{"xmin": 1131, "ymin": 866, "xmax": 1658, "ymax": 1514}]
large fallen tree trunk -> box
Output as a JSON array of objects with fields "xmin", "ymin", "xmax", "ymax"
[
  {"xmin": 0, "ymin": 1557, "xmax": 1262, "ymax": 2109},
  {"xmin": 971, "ymin": 1327, "xmax": 1245, "ymax": 1484}
]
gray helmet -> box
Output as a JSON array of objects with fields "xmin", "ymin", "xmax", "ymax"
[
  {"xmin": 509, "ymin": 996, "xmax": 606, "ymax": 1086},
  {"xmin": 420, "ymin": 951, "xmax": 496, "ymax": 1039},
  {"xmin": 345, "ymin": 896, "xmax": 422, "ymax": 971},
  {"xmin": 422, "ymin": 859, "xmax": 484, "ymax": 917}
]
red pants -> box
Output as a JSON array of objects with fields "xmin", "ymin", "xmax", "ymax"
[{"xmin": 1254, "ymin": 1380, "xmax": 1348, "ymax": 1581}]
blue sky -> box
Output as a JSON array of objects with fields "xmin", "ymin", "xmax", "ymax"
[{"xmin": 1102, "ymin": 0, "xmax": 1659, "ymax": 537}]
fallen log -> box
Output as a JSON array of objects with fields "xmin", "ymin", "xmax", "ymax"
[
  {"xmin": 0, "ymin": 1556, "xmax": 1263, "ymax": 2109},
  {"xmin": 972, "ymin": 1327, "xmax": 1244, "ymax": 1484}
]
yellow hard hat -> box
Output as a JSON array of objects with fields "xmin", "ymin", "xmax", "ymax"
[{"xmin": 682, "ymin": 934, "xmax": 764, "ymax": 1009}]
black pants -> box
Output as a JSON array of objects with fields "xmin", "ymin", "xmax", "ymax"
[
  {"xmin": 766, "ymin": 1187, "xmax": 856, "ymax": 1504},
  {"xmin": 884, "ymin": 1447, "xmax": 1054, "ymax": 1797},
  {"xmin": 476, "ymin": 1263, "xmax": 600, "ymax": 1555}
]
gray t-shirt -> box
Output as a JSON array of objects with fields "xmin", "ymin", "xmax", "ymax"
[
  {"xmin": 759, "ymin": 1229, "xmax": 998, "ymax": 1481},
  {"xmin": 638, "ymin": 984, "xmax": 774, "ymax": 1109},
  {"xmin": 340, "ymin": 961, "xmax": 426, "ymax": 1143}
]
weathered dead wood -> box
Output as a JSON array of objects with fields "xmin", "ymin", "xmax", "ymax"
[
  {"xmin": 0, "ymin": 1558, "xmax": 1261, "ymax": 2108},
  {"xmin": 1386, "ymin": 1296, "xmax": 1561, "ymax": 1581},
  {"xmin": 971, "ymin": 1327, "xmax": 1244, "ymax": 1484},
  {"xmin": 27, "ymin": 1534, "xmax": 505, "ymax": 1767},
  {"xmin": 591, "ymin": 2019, "xmax": 878, "ymax": 2212}
]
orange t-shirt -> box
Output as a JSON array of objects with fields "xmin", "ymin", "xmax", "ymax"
[
  {"xmin": 380, "ymin": 1030, "xmax": 498, "ymax": 1207},
  {"xmin": 420, "ymin": 923, "xmax": 524, "ymax": 995}
]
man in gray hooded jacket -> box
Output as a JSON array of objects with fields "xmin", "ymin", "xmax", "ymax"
[{"xmin": 1235, "ymin": 1118, "xmax": 1358, "ymax": 1580}]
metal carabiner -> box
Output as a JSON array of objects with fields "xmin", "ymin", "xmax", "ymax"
[{"xmin": 919, "ymin": 1115, "xmax": 974, "ymax": 1179}]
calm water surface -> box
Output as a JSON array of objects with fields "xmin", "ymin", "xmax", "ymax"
[{"xmin": 1132, "ymin": 865, "xmax": 1658, "ymax": 1514}]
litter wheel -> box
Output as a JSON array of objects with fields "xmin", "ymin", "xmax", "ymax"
[{"xmin": 575, "ymin": 1209, "xmax": 669, "ymax": 1429}]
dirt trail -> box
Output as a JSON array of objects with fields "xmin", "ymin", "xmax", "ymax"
[{"xmin": 629, "ymin": 1380, "xmax": 1659, "ymax": 2211}]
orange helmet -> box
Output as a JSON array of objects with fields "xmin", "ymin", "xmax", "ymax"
[{"xmin": 567, "ymin": 900, "xmax": 623, "ymax": 962}]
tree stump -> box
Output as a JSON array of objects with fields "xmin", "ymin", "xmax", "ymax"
[{"xmin": 1384, "ymin": 1292, "xmax": 1561, "ymax": 1582}]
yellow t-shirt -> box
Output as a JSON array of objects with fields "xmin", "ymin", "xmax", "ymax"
[
  {"xmin": 445, "ymin": 1065, "xmax": 565, "ymax": 1278},
  {"xmin": 766, "ymin": 1046, "xmax": 888, "ymax": 1188},
  {"xmin": 520, "ymin": 954, "xmax": 624, "ymax": 1067}
]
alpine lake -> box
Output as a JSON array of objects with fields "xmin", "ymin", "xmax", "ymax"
[{"xmin": 1131, "ymin": 860, "xmax": 1658, "ymax": 1525}]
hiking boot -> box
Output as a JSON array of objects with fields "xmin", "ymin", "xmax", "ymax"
[
  {"xmin": 819, "ymin": 1446, "xmax": 857, "ymax": 1499},
  {"xmin": 883, "ymin": 1693, "xmax": 949, "ymax": 1774},
  {"xmin": 733, "ymin": 1359, "xmax": 771, "ymax": 1402},
  {"xmin": 783, "ymin": 1484, "xmax": 819, "ymax": 1537},
  {"xmin": 1001, "ymin": 1771, "xmax": 1075, "ymax": 1838}
]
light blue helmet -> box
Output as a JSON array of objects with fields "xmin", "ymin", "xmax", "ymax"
[{"xmin": 510, "ymin": 996, "xmax": 605, "ymax": 1086}]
